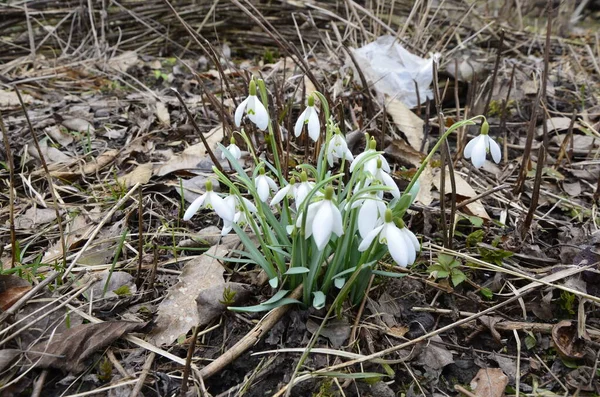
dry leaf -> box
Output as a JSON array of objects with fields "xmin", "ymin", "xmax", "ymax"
[
  {"xmin": 82, "ymin": 149, "xmax": 118, "ymax": 174},
  {"xmin": 155, "ymin": 101, "xmax": 170, "ymax": 126},
  {"xmin": 0, "ymin": 90, "xmax": 33, "ymax": 109},
  {"xmin": 108, "ymin": 51, "xmax": 139, "ymax": 72},
  {"xmin": 386, "ymin": 97, "xmax": 424, "ymax": 151},
  {"xmin": 552, "ymin": 320, "xmax": 588, "ymax": 359},
  {"xmin": 29, "ymin": 321, "xmax": 146, "ymax": 373},
  {"xmin": 61, "ymin": 118, "xmax": 95, "ymax": 133},
  {"xmin": 0, "ymin": 275, "xmax": 32, "ymax": 311},
  {"xmin": 415, "ymin": 335, "xmax": 454, "ymax": 370},
  {"xmin": 384, "ymin": 138, "xmax": 425, "ymax": 168},
  {"xmin": 414, "ymin": 164, "xmax": 433, "ymax": 206},
  {"xmin": 432, "ymin": 168, "xmax": 490, "ymax": 220},
  {"xmin": 118, "ymin": 163, "xmax": 153, "ymax": 187},
  {"xmin": 148, "ymin": 245, "xmax": 228, "ymax": 346},
  {"xmin": 536, "ymin": 116, "xmax": 580, "ymax": 137},
  {"xmin": 29, "ymin": 140, "xmax": 72, "ymax": 165},
  {"xmin": 15, "ymin": 207, "xmax": 58, "ymax": 230},
  {"xmin": 470, "ymin": 368, "xmax": 508, "ymax": 397},
  {"xmin": 45, "ymin": 125, "xmax": 74, "ymax": 147},
  {"xmin": 155, "ymin": 143, "xmax": 214, "ymax": 176},
  {"xmin": 306, "ymin": 318, "xmax": 351, "ymax": 348},
  {"xmin": 43, "ymin": 214, "xmax": 93, "ymax": 263},
  {"xmin": 0, "ymin": 350, "xmax": 20, "ymax": 373}
]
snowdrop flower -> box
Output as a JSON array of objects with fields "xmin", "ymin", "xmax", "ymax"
[
  {"xmin": 221, "ymin": 136, "xmax": 242, "ymax": 161},
  {"xmin": 270, "ymin": 178, "xmax": 297, "ymax": 207},
  {"xmin": 295, "ymin": 171, "xmax": 316, "ymax": 208},
  {"xmin": 350, "ymin": 138, "xmax": 390, "ymax": 175},
  {"xmin": 235, "ymin": 80, "xmax": 269, "ymax": 131},
  {"xmin": 464, "ymin": 120, "xmax": 501, "ymax": 168},
  {"xmin": 326, "ymin": 131, "xmax": 354, "ymax": 167},
  {"xmin": 296, "ymin": 186, "xmax": 343, "ymax": 250},
  {"xmin": 359, "ymin": 159, "xmax": 400, "ymax": 198},
  {"xmin": 183, "ymin": 180, "xmax": 234, "ymax": 223},
  {"xmin": 358, "ymin": 210, "xmax": 420, "ymax": 267},
  {"xmin": 351, "ymin": 191, "xmax": 386, "ymax": 238},
  {"xmin": 294, "ymin": 95, "xmax": 320, "ymax": 141},
  {"xmin": 221, "ymin": 194, "xmax": 257, "ymax": 235},
  {"xmin": 255, "ymin": 169, "xmax": 278, "ymax": 202}
]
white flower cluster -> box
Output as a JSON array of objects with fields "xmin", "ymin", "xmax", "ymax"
[{"xmin": 184, "ymin": 81, "xmax": 421, "ymax": 272}]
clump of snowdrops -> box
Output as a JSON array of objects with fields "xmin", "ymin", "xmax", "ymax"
[{"xmin": 184, "ymin": 77, "xmax": 500, "ymax": 311}]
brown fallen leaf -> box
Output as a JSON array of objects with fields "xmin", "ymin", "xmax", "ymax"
[
  {"xmin": 552, "ymin": 320, "xmax": 589, "ymax": 360},
  {"xmin": 45, "ymin": 125, "xmax": 74, "ymax": 147},
  {"xmin": 118, "ymin": 163, "xmax": 154, "ymax": 187},
  {"xmin": 82, "ymin": 149, "xmax": 118, "ymax": 175},
  {"xmin": 29, "ymin": 321, "xmax": 146, "ymax": 373},
  {"xmin": 470, "ymin": 367, "xmax": 508, "ymax": 397},
  {"xmin": 148, "ymin": 244, "xmax": 228, "ymax": 346},
  {"xmin": 0, "ymin": 349, "xmax": 20, "ymax": 373},
  {"xmin": 61, "ymin": 117, "xmax": 95, "ymax": 134},
  {"xmin": 536, "ymin": 116, "xmax": 581, "ymax": 138},
  {"xmin": 155, "ymin": 142, "xmax": 214, "ymax": 176},
  {"xmin": 155, "ymin": 101, "xmax": 170, "ymax": 126},
  {"xmin": 432, "ymin": 168, "xmax": 490, "ymax": 220},
  {"xmin": 386, "ymin": 97, "xmax": 424, "ymax": 151},
  {"xmin": 15, "ymin": 207, "xmax": 58, "ymax": 230},
  {"xmin": 0, "ymin": 275, "xmax": 32, "ymax": 311}
]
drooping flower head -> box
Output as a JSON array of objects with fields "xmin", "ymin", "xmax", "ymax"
[
  {"xmin": 358, "ymin": 209, "xmax": 420, "ymax": 268},
  {"xmin": 254, "ymin": 167, "xmax": 278, "ymax": 203},
  {"xmin": 350, "ymin": 137, "xmax": 390, "ymax": 175},
  {"xmin": 295, "ymin": 170, "xmax": 316, "ymax": 208},
  {"xmin": 351, "ymin": 190, "xmax": 386, "ymax": 239},
  {"xmin": 270, "ymin": 177, "xmax": 297, "ymax": 207},
  {"xmin": 294, "ymin": 94, "xmax": 320, "ymax": 141},
  {"xmin": 326, "ymin": 130, "xmax": 354, "ymax": 167},
  {"xmin": 235, "ymin": 79, "xmax": 269, "ymax": 131},
  {"xmin": 222, "ymin": 136, "xmax": 242, "ymax": 161},
  {"xmin": 464, "ymin": 120, "xmax": 501, "ymax": 169},
  {"xmin": 183, "ymin": 180, "xmax": 234, "ymax": 223},
  {"xmin": 221, "ymin": 193, "xmax": 257, "ymax": 235},
  {"xmin": 297, "ymin": 186, "xmax": 343, "ymax": 250}
]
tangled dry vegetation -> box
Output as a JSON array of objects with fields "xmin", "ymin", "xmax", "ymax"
[{"xmin": 1, "ymin": 0, "xmax": 600, "ymax": 396}]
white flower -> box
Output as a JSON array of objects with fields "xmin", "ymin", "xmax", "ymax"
[
  {"xmin": 351, "ymin": 192, "xmax": 386, "ymax": 238},
  {"xmin": 464, "ymin": 121, "xmax": 501, "ymax": 168},
  {"xmin": 294, "ymin": 96, "xmax": 320, "ymax": 141},
  {"xmin": 326, "ymin": 133, "xmax": 354, "ymax": 167},
  {"xmin": 234, "ymin": 80, "xmax": 269, "ymax": 131},
  {"xmin": 349, "ymin": 138, "xmax": 390, "ymax": 175},
  {"xmin": 255, "ymin": 172, "xmax": 278, "ymax": 202},
  {"xmin": 359, "ymin": 159, "xmax": 400, "ymax": 198},
  {"xmin": 183, "ymin": 181, "xmax": 234, "ymax": 223},
  {"xmin": 221, "ymin": 195, "xmax": 257, "ymax": 235},
  {"xmin": 221, "ymin": 140, "xmax": 241, "ymax": 161},
  {"xmin": 296, "ymin": 186, "xmax": 343, "ymax": 250},
  {"xmin": 270, "ymin": 179, "xmax": 297, "ymax": 207},
  {"xmin": 358, "ymin": 210, "xmax": 420, "ymax": 267},
  {"xmin": 295, "ymin": 172, "xmax": 316, "ymax": 208}
]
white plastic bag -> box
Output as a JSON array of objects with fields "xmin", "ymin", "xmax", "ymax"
[{"xmin": 351, "ymin": 35, "xmax": 439, "ymax": 108}]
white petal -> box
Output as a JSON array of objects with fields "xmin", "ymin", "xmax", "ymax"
[
  {"xmin": 312, "ymin": 202, "xmax": 334, "ymax": 250},
  {"xmin": 380, "ymin": 171, "xmax": 400, "ymax": 198},
  {"xmin": 241, "ymin": 197, "xmax": 257, "ymax": 213},
  {"xmin": 358, "ymin": 200, "xmax": 380, "ymax": 238},
  {"xmin": 209, "ymin": 192, "xmax": 235, "ymax": 222},
  {"xmin": 400, "ymin": 229, "xmax": 416, "ymax": 265},
  {"xmin": 349, "ymin": 151, "xmax": 367, "ymax": 172},
  {"xmin": 300, "ymin": 202, "xmax": 320, "ymax": 238},
  {"xmin": 330, "ymin": 203, "xmax": 344, "ymax": 237},
  {"xmin": 488, "ymin": 136, "xmax": 502, "ymax": 164},
  {"xmin": 270, "ymin": 184, "xmax": 291, "ymax": 206},
  {"xmin": 358, "ymin": 224, "xmax": 384, "ymax": 251},
  {"xmin": 234, "ymin": 97, "xmax": 249, "ymax": 127},
  {"xmin": 385, "ymin": 225, "xmax": 409, "ymax": 267},
  {"xmin": 307, "ymin": 108, "xmax": 320, "ymax": 141},
  {"xmin": 183, "ymin": 193, "xmax": 206, "ymax": 221},
  {"xmin": 326, "ymin": 149, "xmax": 335, "ymax": 167},
  {"xmin": 252, "ymin": 99, "xmax": 269, "ymax": 130},
  {"xmin": 230, "ymin": 144, "xmax": 242, "ymax": 160},
  {"xmin": 295, "ymin": 183, "xmax": 311, "ymax": 207},
  {"xmin": 294, "ymin": 108, "xmax": 308, "ymax": 137},
  {"xmin": 403, "ymin": 227, "xmax": 420, "ymax": 252},
  {"xmin": 256, "ymin": 177, "xmax": 270, "ymax": 202},
  {"xmin": 266, "ymin": 176, "xmax": 278, "ymax": 191},
  {"xmin": 221, "ymin": 220, "xmax": 234, "ymax": 235},
  {"xmin": 379, "ymin": 155, "xmax": 391, "ymax": 173},
  {"xmin": 344, "ymin": 147, "xmax": 354, "ymax": 162},
  {"xmin": 471, "ymin": 135, "xmax": 487, "ymax": 168},
  {"xmin": 463, "ymin": 135, "xmax": 480, "ymax": 159}
]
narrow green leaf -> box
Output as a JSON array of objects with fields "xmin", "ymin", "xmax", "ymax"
[
  {"xmin": 285, "ymin": 267, "xmax": 309, "ymax": 275},
  {"xmin": 228, "ymin": 298, "xmax": 301, "ymax": 312}
]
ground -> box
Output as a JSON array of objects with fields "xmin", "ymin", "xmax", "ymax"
[{"xmin": 1, "ymin": 0, "xmax": 600, "ymax": 396}]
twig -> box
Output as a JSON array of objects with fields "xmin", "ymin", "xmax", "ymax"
[
  {"xmin": 199, "ymin": 284, "xmax": 303, "ymax": 379},
  {"xmin": 513, "ymin": 93, "xmax": 540, "ymax": 195},
  {"xmin": 15, "ymin": 86, "xmax": 67, "ymax": 268},
  {"xmin": 521, "ymin": 144, "xmax": 545, "ymax": 240},
  {"xmin": 170, "ymin": 88, "xmax": 224, "ymax": 174},
  {"xmin": 0, "ymin": 110, "xmax": 16, "ymax": 267},
  {"xmin": 483, "ymin": 30, "xmax": 504, "ymax": 117},
  {"xmin": 455, "ymin": 385, "xmax": 477, "ymax": 397},
  {"xmin": 136, "ymin": 185, "xmax": 144, "ymax": 286},
  {"xmin": 31, "ymin": 370, "xmax": 48, "ymax": 397},
  {"xmin": 131, "ymin": 352, "xmax": 155, "ymax": 397},
  {"xmin": 180, "ymin": 326, "xmax": 200, "ymax": 397},
  {"xmin": 63, "ymin": 183, "xmax": 141, "ymax": 279},
  {"xmin": 514, "ymin": 329, "xmax": 521, "ymax": 397}
]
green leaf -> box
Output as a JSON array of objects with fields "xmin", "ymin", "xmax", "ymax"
[
  {"xmin": 312, "ymin": 291, "xmax": 326, "ymax": 310},
  {"xmin": 462, "ymin": 214, "xmax": 484, "ymax": 227},
  {"xmin": 524, "ymin": 332, "xmax": 537, "ymax": 350},
  {"xmin": 480, "ymin": 287, "xmax": 493, "ymax": 300},
  {"xmin": 228, "ymin": 298, "xmax": 302, "ymax": 312},
  {"xmin": 263, "ymin": 289, "xmax": 289, "ymax": 305},
  {"xmin": 371, "ymin": 270, "xmax": 407, "ymax": 278},
  {"xmin": 317, "ymin": 371, "xmax": 388, "ymax": 380},
  {"xmin": 284, "ymin": 267, "xmax": 309, "ymax": 275},
  {"xmin": 466, "ymin": 229, "xmax": 485, "ymax": 247},
  {"xmin": 451, "ymin": 269, "xmax": 466, "ymax": 286},
  {"xmin": 437, "ymin": 254, "xmax": 455, "ymax": 267}
]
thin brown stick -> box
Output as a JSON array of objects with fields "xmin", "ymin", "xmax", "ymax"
[
  {"xmin": 199, "ymin": 284, "xmax": 303, "ymax": 379},
  {"xmin": 483, "ymin": 29, "xmax": 504, "ymax": 116},
  {"xmin": 131, "ymin": 352, "xmax": 155, "ymax": 397},
  {"xmin": 180, "ymin": 326, "xmax": 200, "ymax": 397},
  {"xmin": 136, "ymin": 185, "xmax": 144, "ymax": 286},
  {"xmin": 541, "ymin": 0, "xmax": 554, "ymax": 149},
  {"xmin": 30, "ymin": 369, "xmax": 48, "ymax": 397},
  {"xmin": 15, "ymin": 86, "xmax": 67, "ymax": 268},
  {"xmin": 513, "ymin": 93, "xmax": 540, "ymax": 195},
  {"xmin": 521, "ymin": 144, "xmax": 545, "ymax": 240},
  {"xmin": 0, "ymin": 110, "xmax": 16, "ymax": 268}
]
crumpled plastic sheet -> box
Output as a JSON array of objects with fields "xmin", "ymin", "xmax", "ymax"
[{"xmin": 350, "ymin": 35, "xmax": 440, "ymax": 108}]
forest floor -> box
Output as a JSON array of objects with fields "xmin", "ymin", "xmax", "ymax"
[{"xmin": 1, "ymin": 1, "xmax": 600, "ymax": 396}]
